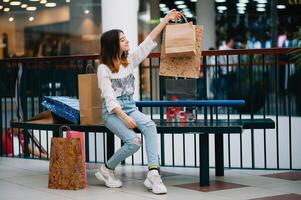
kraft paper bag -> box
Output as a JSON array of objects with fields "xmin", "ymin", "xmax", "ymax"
[
  {"xmin": 48, "ymin": 137, "xmax": 86, "ymax": 190},
  {"xmin": 165, "ymin": 22, "xmax": 196, "ymax": 57},
  {"xmin": 78, "ymin": 73, "xmax": 103, "ymax": 125},
  {"xmin": 159, "ymin": 25, "xmax": 203, "ymax": 79}
]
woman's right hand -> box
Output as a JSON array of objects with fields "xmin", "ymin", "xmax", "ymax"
[
  {"xmin": 112, "ymin": 106, "xmax": 137, "ymax": 129},
  {"xmin": 164, "ymin": 9, "xmax": 181, "ymax": 22},
  {"xmin": 123, "ymin": 115, "xmax": 137, "ymax": 129}
]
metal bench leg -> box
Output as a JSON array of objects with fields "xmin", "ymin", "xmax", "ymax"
[
  {"xmin": 215, "ymin": 134, "xmax": 224, "ymax": 176},
  {"xmin": 199, "ymin": 133, "xmax": 209, "ymax": 186},
  {"xmin": 23, "ymin": 129, "xmax": 30, "ymax": 158},
  {"xmin": 106, "ymin": 131, "xmax": 115, "ymax": 160}
]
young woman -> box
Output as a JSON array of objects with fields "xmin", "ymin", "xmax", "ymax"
[{"xmin": 96, "ymin": 9, "xmax": 180, "ymax": 194}]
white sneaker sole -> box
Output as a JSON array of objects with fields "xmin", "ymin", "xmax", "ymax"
[
  {"xmin": 144, "ymin": 179, "xmax": 167, "ymax": 194},
  {"xmin": 143, "ymin": 179, "xmax": 152, "ymax": 190},
  {"xmin": 95, "ymin": 172, "xmax": 122, "ymax": 188}
]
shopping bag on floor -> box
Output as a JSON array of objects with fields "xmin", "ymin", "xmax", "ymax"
[
  {"xmin": 165, "ymin": 14, "xmax": 196, "ymax": 57},
  {"xmin": 1, "ymin": 128, "xmax": 24, "ymax": 156},
  {"xmin": 48, "ymin": 126, "xmax": 86, "ymax": 190},
  {"xmin": 78, "ymin": 64, "xmax": 103, "ymax": 125},
  {"xmin": 159, "ymin": 25, "xmax": 204, "ymax": 78}
]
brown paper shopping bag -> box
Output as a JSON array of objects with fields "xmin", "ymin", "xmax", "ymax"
[
  {"xmin": 78, "ymin": 67, "xmax": 103, "ymax": 125},
  {"xmin": 165, "ymin": 20, "xmax": 196, "ymax": 57},
  {"xmin": 48, "ymin": 137, "xmax": 86, "ymax": 190},
  {"xmin": 159, "ymin": 25, "xmax": 204, "ymax": 79}
]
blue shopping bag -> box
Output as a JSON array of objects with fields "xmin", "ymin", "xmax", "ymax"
[{"xmin": 41, "ymin": 96, "xmax": 80, "ymax": 124}]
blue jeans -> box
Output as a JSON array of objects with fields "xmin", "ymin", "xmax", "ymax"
[{"xmin": 103, "ymin": 95, "xmax": 159, "ymax": 169}]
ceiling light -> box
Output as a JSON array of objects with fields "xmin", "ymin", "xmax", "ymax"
[
  {"xmin": 257, "ymin": 4, "xmax": 266, "ymax": 7},
  {"xmin": 215, "ymin": 0, "xmax": 226, "ymax": 3},
  {"xmin": 183, "ymin": 11, "xmax": 193, "ymax": 18},
  {"xmin": 29, "ymin": 16, "xmax": 34, "ymax": 21},
  {"xmin": 217, "ymin": 6, "xmax": 227, "ymax": 11},
  {"xmin": 159, "ymin": 3, "xmax": 166, "ymax": 8},
  {"xmin": 10, "ymin": 1, "xmax": 21, "ymax": 6},
  {"xmin": 190, "ymin": 0, "xmax": 197, "ymax": 2},
  {"xmin": 21, "ymin": 4, "xmax": 27, "ymax": 8},
  {"xmin": 239, "ymin": 0, "xmax": 249, "ymax": 3},
  {"xmin": 66, "ymin": 0, "xmax": 70, "ymax": 2},
  {"xmin": 174, "ymin": 1, "xmax": 184, "ymax": 5},
  {"xmin": 160, "ymin": 7, "xmax": 169, "ymax": 12},
  {"xmin": 236, "ymin": 3, "xmax": 246, "ymax": 7},
  {"xmin": 40, "ymin": 0, "xmax": 47, "ymax": 4},
  {"xmin": 29, "ymin": 0, "xmax": 40, "ymax": 1},
  {"xmin": 0, "ymin": 5, "xmax": 3, "ymax": 9},
  {"xmin": 9, "ymin": 17, "xmax": 14, "ymax": 22},
  {"xmin": 277, "ymin": 5, "xmax": 286, "ymax": 9},
  {"xmin": 177, "ymin": 4, "xmax": 187, "ymax": 9},
  {"xmin": 26, "ymin": 6, "xmax": 37, "ymax": 11},
  {"xmin": 185, "ymin": 13, "xmax": 193, "ymax": 18},
  {"xmin": 84, "ymin": 9, "xmax": 89, "ymax": 14},
  {"xmin": 4, "ymin": 7, "xmax": 10, "ymax": 12},
  {"xmin": 182, "ymin": 8, "xmax": 189, "ymax": 12},
  {"xmin": 256, "ymin": 0, "xmax": 267, "ymax": 3},
  {"xmin": 3, "ymin": 0, "xmax": 10, "ymax": 2},
  {"xmin": 45, "ymin": 2, "xmax": 56, "ymax": 7},
  {"xmin": 256, "ymin": 7, "xmax": 265, "ymax": 12}
]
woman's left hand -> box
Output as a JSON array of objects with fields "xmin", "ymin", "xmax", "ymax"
[{"xmin": 165, "ymin": 9, "xmax": 181, "ymax": 21}]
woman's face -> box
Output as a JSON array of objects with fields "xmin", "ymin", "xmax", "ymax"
[{"xmin": 119, "ymin": 32, "xmax": 129, "ymax": 53}]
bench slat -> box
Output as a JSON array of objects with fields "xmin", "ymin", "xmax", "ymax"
[{"xmin": 11, "ymin": 118, "xmax": 275, "ymax": 134}]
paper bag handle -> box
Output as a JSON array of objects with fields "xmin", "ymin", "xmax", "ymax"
[
  {"xmin": 86, "ymin": 63, "xmax": 95, "ymax": 73},
  {"xmin": 59, "ymin": 125, "xmax": 71, "ymax": 137},
  {"xmin": 175, "ymin": 12, "xmax": 188, "ymax": 24}
]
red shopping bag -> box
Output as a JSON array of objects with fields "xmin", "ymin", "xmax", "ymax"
[
  {"xmin": 2, "ymin": 128, "xmax": 24, "ymax": 156},
  {"xmin": 65, "ymin": 127, "xmax": 87, "ymax": 185}
]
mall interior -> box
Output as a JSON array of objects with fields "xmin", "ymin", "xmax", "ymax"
[
  {"xmin": 0, "ymin": 0, "xmax": 301, "ymax": 200},
  {"xmin": 0, "ymin": 0, "xmax": 300, "ymax": 58}
]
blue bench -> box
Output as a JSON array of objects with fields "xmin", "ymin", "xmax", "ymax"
[{"xmin": 11, "ymin": 100, "xmax": 275, "ymax": 187}]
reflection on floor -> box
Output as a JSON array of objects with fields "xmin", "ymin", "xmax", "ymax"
[{"xmin": 0, "ymin": 157, "xmax": 301, "ymax": 200}]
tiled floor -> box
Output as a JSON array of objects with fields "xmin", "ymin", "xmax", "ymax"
[{"xmin": 0, "ymin": 157, "xmax": 301, "ymax": 200}]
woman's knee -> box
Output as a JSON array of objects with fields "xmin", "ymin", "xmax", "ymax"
[
  {"xmin": 142, "ymin": 120, "xmax": 157, "ymax": 135},
  {"xmin": 127, "ymin": 136, "xmax": 141, "ymax": 152},
  {"xmin": 146, "ymin": 120, "xmax": 156, "ymax": 127},
  {"xmin": 141, "ymin": 120, "xmax": 156, "ymax": 130}
]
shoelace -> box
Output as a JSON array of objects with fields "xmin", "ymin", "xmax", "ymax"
[{"xmin": 152, "ymin": 174, "xmax": 163, "ymax": 185}]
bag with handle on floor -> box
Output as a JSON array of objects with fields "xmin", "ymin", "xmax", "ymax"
[{"xmin": 48, "ymin": 126, "xmax": 86, "ymax": 190}]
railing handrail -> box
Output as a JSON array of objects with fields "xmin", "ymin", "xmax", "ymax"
[
  {"xmin": 136, "ymin": 100, "xmax": 245, "ymax": 107},
  {"xmin": 0, "ymin": 48, "xmax": 296, "ymax": 63}
]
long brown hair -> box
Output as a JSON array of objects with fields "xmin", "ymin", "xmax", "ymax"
[{"xmin": 100, "ymin": 29, "xmax": 129, "ymax": 73}]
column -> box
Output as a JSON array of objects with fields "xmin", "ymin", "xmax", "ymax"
[
  {"xmin": 101, "ymin": 0, "xmax": 140, "ymax": 100},
  {"xmin": 196, "ymin": 0, "xmax": 216, "ymax": 49}
]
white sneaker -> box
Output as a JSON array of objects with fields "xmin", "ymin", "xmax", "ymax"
[
  {"xmin": 144, "ymin": 170, "xmax": 167, "ymax": 194},
  {"xmin": 95, "ymin": 164, "xmax": 122, "ymax": 188}
]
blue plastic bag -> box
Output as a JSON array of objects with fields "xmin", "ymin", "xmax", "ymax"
[{"xmin": 42, "ymin": 96, "xmax": 80, "ymax": 124}]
